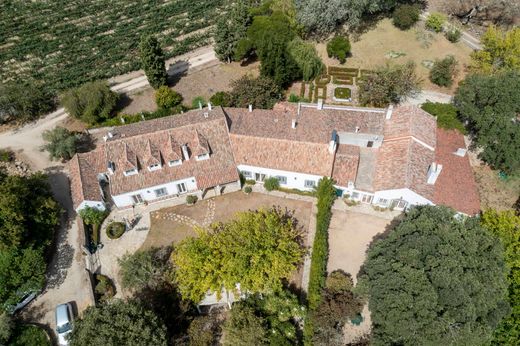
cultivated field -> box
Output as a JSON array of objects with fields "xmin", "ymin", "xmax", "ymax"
[{"xmin": 0, "ymin": 0, "xmax": 228, "ymax": 93}]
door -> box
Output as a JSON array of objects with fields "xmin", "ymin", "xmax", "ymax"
[
  {"xmin": 131, "ymin": 194, "xmax": 144, "ymax": 204},
  {"xmin": 255, "ymin": 173, "xmax": 266, "ymax": 182},
  {"xmin": 391, "ymin": 199, "xmax": 408, "ymax": 209}
]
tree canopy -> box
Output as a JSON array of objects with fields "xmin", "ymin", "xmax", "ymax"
[
  {"xmin": 155, "ymin": 86, "xmax": 183, "ymax": 109},
  {"xmin": 222, "ymin": 304, "xmax": 267, "ymax": 346},
  {"xmin": 69, "ymin": 299, "xmax": 168, "ymax": 346},
  {"xmin": 119, "ymin": 247, "xmax": 171, "ymax": 291},
  {"xmin": 471, "ymin": 26, "xmax": 520, "ymax": 74},
  {"xmin": 287, "ymin": 38, "xmax": 324, "ymax": 81},
  {"xmin": 214, "ymin": 2, "xmax": 252, "ymax": 63},
  {"xmin": 360, "ymin": 206, "xmax": 509, "ymax": 345},
  {"xmin": 0, "ymin": 80, "xmax": 54, "ymax": 124},
  {"xmin": 42, "ymin": 126, "xmax": 79, "ymax": 161},
  {"xmin": 229, "ymin": 75, "xmax": 282, "ymax": 109},
  {"xmin": 171, "ymin": 208, "xmax": 305, "ymax": 302},
  {"xmin": 139, "ymin": 36, "xmax": 167, "ymax": 89},
  {"xmin": 453, "ymin": 70, "xmax": 520, "ymax": 173}
]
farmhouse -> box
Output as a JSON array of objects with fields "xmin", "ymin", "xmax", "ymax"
[{"xmin": 69, "ymin": 102, "xmax": 480, "ymax": 215}]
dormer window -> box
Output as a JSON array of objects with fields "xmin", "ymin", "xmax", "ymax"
[
  {"xmin": 196, "ymin": 153, "xmax": 209, "ymax": 161},
  {"xmin": 168, "ymin": 159, "xmax": 182, "ymax": 167},
  {"xmin": 124, "ymin": 168, "xmax": 138, "ymax": 176},
  {"xmin": 148, "ymin": 163, "xmax": 161, "ymax": 172}
]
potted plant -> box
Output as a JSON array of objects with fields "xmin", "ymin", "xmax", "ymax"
[
  {"xmin": 186, "ymin": 195, "xmax": 198, "ymax": 206},
  {"xmin": 243, "ymin": 186, "xmax": 252, "ymax": 195}
]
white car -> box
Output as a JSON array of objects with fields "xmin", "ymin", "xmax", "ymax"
[{"xmin": 55, "ymin": 303, "xmax": 73, "ymax": 345}]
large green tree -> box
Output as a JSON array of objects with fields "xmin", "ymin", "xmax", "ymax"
[
  {"xmin": 118, "ymin": 247, "xmax": 171, "ymax": 291},
  {"xmin": 360, "ymin": 206, "xmax": 509, "ymax": 345},
  {"xmin": 69, "ymin": 299, "xmax": 168, "ymax": 346},
  {"xmin": 42, "ymin": 126, "xmax": 79, "ymax": 161},
  {"xmin": 453, "ymin": 70, "xmax": 520, "ymax": 173},
  {"xmin": 229, "ymin": 75, "xmax": 282, "ymax": 109},
  {"xmin": 0, "ymin": 81, "xmax": 55, "ymax": 124},
  {"xmin": 287, "ymin": 38, "xmax": 324, "ymax": 80},
  {"xmin": 222, "ymin": 304, "xmax": 267, "ymax": 346},
  {"xmin": 171, "ymin": 208, "xmax": 305, "ymax": 302},
  {"xmin": 60, "ymin": 81, "xmax": 118, "ymax": 125},
  {"xmin": 471, "ymin": 26, "xmax": 520, "ymax": 74},
  {"xmin": 214, "ymin": 2, "xmax": 252, "ymax": 63},
  {"xmin": 481, "ymin": 210, "xmax": 520, "ymax": 344},
  {"xmin": 139, "ymin": 36, "xmax": 167, "ymax": 89}
]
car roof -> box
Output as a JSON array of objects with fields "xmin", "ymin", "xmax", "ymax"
[{"xmin": 56, "ymin": 304, "xmax": 70, "ymax": 326}]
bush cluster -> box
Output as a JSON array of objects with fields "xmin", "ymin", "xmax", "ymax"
[
  {"xmin": 263, "ymin": 177, "xmax": 280, "ymax": 191},
  {"xmin": 106, "ymin": 222, "xmax": 125, "ymax": 239},
  {"xmin": 392, "ymin": 4, "xmax": 420, "ymax": 30},
  {"xmin": 421, "ymin": 102, "xmax": 466, "ymax": 134},
  {"xmin": 445, "ymin": 28, "xmax": 462, "ymax": 42},
  {"xmin": 326, "ymin": 36, "xmax": 351, "ymax": 64},
  {"xmin": 94, "ymin": 274, "xmax": 115, "ymax": 302},
  {"xmin": 426, "ymin": 12, "xmax": 446, "ymax": 33},
  {"xmin": 429, "ymin": 55, "xmax": 457, "ymax": 87},
  {"xmin": 186, "ymin": 195, "xmax": 198, "ymax": 205},
  {"xmin": 155, "ymin": 86, "xmax": 182, "ymax": 109}
]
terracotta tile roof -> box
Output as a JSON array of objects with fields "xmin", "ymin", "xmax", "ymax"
[
  {"xmin": 165, "ymin": 135, "xmax": 183, "ymax": 162},
  {"xmin": 332, "ymin": 145, "xmax": 360, "ymax": 187},
  {"xmin": 69, "ymin": 148, "xmax": 106, "ymax": 209},
  {"xmin": 229, "ymin": 134, "xmax": 334, "ymax": 177},
  {"xmin": 193, "ymin": 131, "xmax": 210, "ymax": 156},
  {"xmin": 384, "ymin": 105, "xmax": 437, "ymax": 147},
  {"xmin": 433, "ymin": 129, "xmax": 480, "ymax": 215},
  {"xmin": 373, "ymin": 138, "xmax": 435, "ymax": 200}
]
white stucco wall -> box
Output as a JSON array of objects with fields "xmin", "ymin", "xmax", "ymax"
[
  {"xmin": 373, "ymin": 188, "xmax": 434, "ymax": 207},
  {"xmin": 76, "ymin": 200, "xmax": 106, "ymax": 213},
  {"xmin": 111, "ymin": 177, "xmax": 197, "ymax": 208},
  {"xmin": 237, "ymin": 164, "xmax": 323, "ymax": 191}
]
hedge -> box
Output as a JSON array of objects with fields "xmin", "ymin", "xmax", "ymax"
[
  {"xmin": 328, "ymin": 66, "xmax": 359, "ymax": 74},
  {"xmin": 300, "ymin": 82, "xmax": 306, "ymax": 98},
  {"xmin": 304, "ymin": 177, "xmax": 336, "ymax": 342}
]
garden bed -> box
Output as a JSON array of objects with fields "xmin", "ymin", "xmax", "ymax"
[
  {"xmin": 334, "ymin": 87, "xmax": 352, "ymax": 101},
  {"xmin": 106, "ymin": 222, "xmax": 126, "ymax": 239}
]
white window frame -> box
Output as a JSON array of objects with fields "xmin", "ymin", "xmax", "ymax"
[
  {"xmin": 124, "ymin": 168, "xmax": 138, "ymax": 176},
  {"xmin": 148, "ymin": 163, "xmax": 161, "ymax": 172},
  {"xmin": 276, "ymin": 176, "xmax": 287, "ymax": 185},
  {"xmin": 361, "ymin": 194, "xmax": 373, "ymax": 204},
  {"xmin": 377, "ymin": 198, "xmax": 389, "ymax": 206},
  {"xmin": 241, "ymin": 170, "xmax": 252, "ymax": 178},
  {"xmin": 351, "ymin": 192, "xmax": 360, "ymax": 199},
  {"xmin": 196, "ymin": 153, "xmax": 209, "ymax": 161},
  {"xmin": 131, "ymin": 194, "xmax": 144, "ymax": 204},
  {"xmin": 177, "ymin": 182, "xmax": 187, "ymax": 194},
  {"xmin": 255, "ymin": 173, "xmax": 266, "ymax": 182},
  {"xmin": 154, "ymin": 187, "xmax": 168, "ymax": 198},
  {"xmin": 304, "ymin": 180, "xmax": 315, "ymax": 188},
  {"xmin": 168, "ymin": 159, "xmax": 182, "ymax": 167}
]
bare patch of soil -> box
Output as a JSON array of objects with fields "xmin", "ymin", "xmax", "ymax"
[{"xmin": 473, "ymin": 165, "xmax": 520, "ymax": 211}]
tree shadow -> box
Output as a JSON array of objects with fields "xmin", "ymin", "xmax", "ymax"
[
  {"xmin": 76, "ymin": 132, "xmax": 96, "ymax": 153},
  {"xmin": 167, "ymin": 60, "xmax": 189, "ymax": 87},
  {"xmin": 113, "ymin": 93, "xmax": 133, "ymax": 113}
]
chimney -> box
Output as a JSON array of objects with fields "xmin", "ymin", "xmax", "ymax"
[
  {"xmin": 317, "ymin": 99, "xmax": 324, "ymax": 110},
  {"xmin": 208, "ymin": 102, "xmax": 212, "ymax": 111},
  {"xmin": 291, "ymin": 119, "xmax": 297, "ymax": 129},
  {"xmin": 248, "ymin": 104, "xmax": 253, "ymax": 113},
  {"xmin": 427, "ymin": 163, "xmax": 443, "ymax": 184},
  {"xmin": 385, "ymin": 105, "xmax": 394, "ymax": 120},
  {"xmin": 328, "ymin": 130, "xmax": 337, "ymax": 154},
  {"xmin": 355, "ymin": 126, "xmax": 360, "ymax": 133},
  {"xmin": 182, "ymin": 144, "xmax": 190, "ymax": 161}
]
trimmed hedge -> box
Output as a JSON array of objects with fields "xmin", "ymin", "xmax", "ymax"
[
  {"xmin": 334, "ymin": 87, "xmax": 352, "ymax": 99},
  {"xmin": 314, "ymin": 74, "xmax": 331, "ymax": 86},
  {"xmin": 106, "ymin": 222, "xmax": 125, "ymax": 239},
  {"xmin": 300, "ymin": 82, "xmax": 306, "ymax": 98}
]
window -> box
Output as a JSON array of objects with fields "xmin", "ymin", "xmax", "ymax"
[
  {"xmin": 391, "ymin": 199, "xmax": 408, "ymax": 209},
  {"xmin": 196, "ymin": 153, "xmax": 209, "ymax": 161},
  {"xmin": 177, "ymin": 183, "xmax": 187, "ymax": 194},
  {"xmin": 124, "ymin": 168, "xmax": 138, "ymax": 176},
  {"xmin": 241, "ymin": 170, "xmax": 252, "ymax": 178},
  {"xmin": 131, "ymin": 194, "xmax": 144, "ymax": 204},
  {"xmin": 276, "ymin": 176, "xmax": 287, "ymax": 185},
  {"xmin": 255, "ymin": 173, "xmax": 266, "ymax": 182},
  {"xmin": 304, "ymin": 180, "xmax": 315, "ymax": 188},
  {"xmin": 351, "ymin": 192, "xmax": 360, "ymax": 199},
  {"xmin": 154, "ymin": 188, "xmax": 167, "ymax": 198},
  {"xmin": 168, "ymin": 159, "xmax": 182, "ymax": 167},
  {"xmin": 361, "ymin": 194, "xmax": 373, "ymax": 203},
  {"xmin": 378, "ymin": 198, "xmax": 389, "ymax": 206},
  {"xmin": 148, "ymin": 163, "xmax": 161, "ymax": 171}
]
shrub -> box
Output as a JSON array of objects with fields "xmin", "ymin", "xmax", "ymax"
[
  {"xmin": 327, "ymin": 36, "xmax": 351, "ymax": 64},
  {"xmin": 42, "ymin": 126, "xmax": 79, "ymax": 161},
  {"xmin": 7, "ymin": 324, "xmax": 51, "ymax": 346},
  {"xmin": 425, "ymin": 12, "xmax": 446, "ymax": 33},
  {"xmin": 392, "ymin": 4, "xmax": 420, "ymax": 30},
  {"xmin": 188, "ymin": 315, "xmax": 220, "ymax": 346},
  {"xmin": 429, "ymin": 55, "xmax": 457, "ymax": 87},
  {"xmin": 287, "ymin": 38, "xmax": 324, "ymax": 81},
  {"xmin": 106, "ymin": 222, "xmax": 125, "ymax": 239},
  {"xmin": 244, "ymin": 186, "xmax": 253, "ymax": 194},
  {"xmin": 326, "ymin": 269, "xmax": 354, "ymax": 293},
  {"xmin": 155, "ymin": 86, "xmax": 182, "ymax": 109},
  {"xmin": 186, "ymin": 195, "xmax": 198, "ymax": 205},
  {"xmin": 263, "ymin": 177, "xmax": 280, "ymax": 191},
  {"xmin": 209, "ymin": 91, "xmax": 231, "ymax": 107},
  {"xmin": 0, "ymin": 149, "xmax": 14, "ymax": 162},
  {"xmin": 421, "ymin": 102, "xmax": 466, "ymax": 134},
  {"xmin": 334, "ymin": 87, "xmax": 352, "ymax": 99},
  {"xmin": 288, "ymin": 94, "xmax": 300, "ymax": 103},
  {"xmin": 191, "ymin": 96, "xmax": 206, "ymax": 109},
  {"xmin": 245, "ymin": 179, "xmax": 256, "ymax": 185},
  {"xmin": 60, "ymin": 81, "xmax": 118, "ymax": 125},
  {"xmin": 229, "ymin": 76, "xmax": 283, "ymax": 109},
  {"xmin": 94, "ymin": 274, "xmax": 115, "ymax": 302},
  {"xmin": 445, "ymin": 27, "xmax": 462, "ymax": 42},
  {"xmin": 79, "ymin": 206, "xmax": 108, "ymax": 227}
]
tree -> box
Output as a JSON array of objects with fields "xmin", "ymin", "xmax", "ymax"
[
  {"xmin": 287, "ymin": 38, "xmax": 324, "ymax": 80},
  {"xmin": 229, "ymin": 76, "xmax": 282, "ymax": 109},
  {"xmin": 440, "ymin": 0, "xmax": 520, "ymax": 26},
  {"xmin": 429, "ymin": 55, "xmax": 458, "ymax": 87},
  {"xmin": 0, "ymin": 80, "xmax": 54, "ymax": 124},
  {"xmin": 470, "ymin": 26, "xmax": 520, "ymax": 74},
  {"xmin": 171, "ymin": 208, "xmax": 305, "ymax": 302},
  {"xmin": 155, "ymin": 86, "xmax": 183, "ymax": 109},
  {"xmin": 214, "ymin": 2, "xmax": 252, "ymax": 63},
  {"xmin": 358, "ymin": 62, "xmax": 421, "ymax": 107},
  {"xmin": 187, "ymin": 315, "xmax": 220, "ymax": 346},
  {"xmin": 421, "ymin": 102, "xmax": 466, "ymax": 133},
  {"xmin": 42, "ymin": 127, "xmax": 79, "ymax": 161},
  {"xmin": 360, "ymin": 206, "xmax": 509, "ymax": 345},
  {"xmin": 263, "ymin": 177, "xmax": 280, "ymax": 191},
  {"xmin": 453, "ymin": 70, "xmax": 520, "ymax": 173},
  {"xmin": 392, "ymin": 4, "xmax": 420, "ymax": 30},
  {"xmin": 209, "ymin": 92, "xmax": 232, "ymax": 107},
  {"xmin": 118, "ymin": 247, "xmax": 171, "ymax": 291},
  {"xmin": 481, "ymin": 210, "xmax": 520, "ymax": 344},
  {"xmin": 69, "ymin": 299, "xmax": 168, "ymax": 346},
  {"xmin": 0, "ymin": 172, "xmax": 61, "ymax": 250},
  {"xmin": 425, "ymin": 12, "xmax": 446, "ymax": 32},
  {"xmin": 139, "ymin": 36, "xmax": 167, "ymax": 89},
  {"xmin": 222, "ymin": 304, "xmax": 267, "ymax": 346},
  {"xmin": 78, "ymin": 206, "xmax": 107, "ymax": 227},
  {"xmin": 0, "ymin": 247, "xmax": 46, "ymax": 309},
  {"xmin": 0, "ymin": 311, "xmax": 13, "ymax": 344},
  {"xmin": 326, "ymin": 36, "xmax": 351, "ymax": 64},
  {"xmin": 60, "ymin": 81, "xmax": 118, "ymax": 125}
]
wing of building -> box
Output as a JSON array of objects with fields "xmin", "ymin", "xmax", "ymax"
[{"xmin": 68, "ymin": 102, "xmax": 480, "ymax": 215}]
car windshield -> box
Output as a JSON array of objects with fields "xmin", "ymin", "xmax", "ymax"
[{"xmin": 57, "ymin": 322, "xmax": 71, "ymax": 334}]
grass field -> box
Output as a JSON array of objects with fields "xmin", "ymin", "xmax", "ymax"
[{"xmin": 0, "ymin": 0, "xmax": 228, "ymax": 93}]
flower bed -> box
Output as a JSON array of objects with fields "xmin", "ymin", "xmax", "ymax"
[
  {"xmin": 334, "ymin": 87, "xmax": 352, "ymax": 101},
  {"xmin": 106, "ymin": 222, "xmax": 125, "ymax": 239}
]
